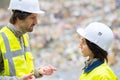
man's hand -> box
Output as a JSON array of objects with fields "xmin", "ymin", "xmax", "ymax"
[
  {"xmin": 38, "ymin": 65, "xmax": 57, "ymax": 75},
  {"xmin": 20, "ymin": 73, "xmax": 35, "ymax": 80}
]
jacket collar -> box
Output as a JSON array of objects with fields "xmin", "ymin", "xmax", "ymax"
[{"xmin": 84, "ymin": 59, "xmax": 104, "ymax": 73}]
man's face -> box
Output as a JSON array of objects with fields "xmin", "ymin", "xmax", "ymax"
[{"xmin": 19, "ymin": 13, "xmax": 38, "ymax": 33}]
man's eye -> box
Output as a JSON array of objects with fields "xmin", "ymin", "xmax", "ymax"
[{"xmin": 31, "ymin": 17, "xmax": 35, "ymax": 19}]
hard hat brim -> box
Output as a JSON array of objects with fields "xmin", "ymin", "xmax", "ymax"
[
  {"xmin": 8, "ymin": 8, "xmax": 45, "ymax": 14},
  {"xmin": 76, "ymin": 28, "xmax": 85, "ymax": 37},
  {"xmin": 32, "ymin": 10, "xmax": 45, "ymax": 14}
]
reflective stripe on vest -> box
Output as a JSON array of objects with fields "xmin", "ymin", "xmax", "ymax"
[{"xmin": 0, "ymin": 32, "xmax": 30, "ymax": 76}]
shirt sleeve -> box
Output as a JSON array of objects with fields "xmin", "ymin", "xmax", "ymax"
[
  {"xmin": 34, "ymin": 68, "xmax": 43, "ymax": 78},
  {"xmin": 0, "ymin": 76, "xmax": 19, "ymax": 80}
]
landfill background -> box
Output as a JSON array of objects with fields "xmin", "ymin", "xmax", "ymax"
[{"xmin": 0, "ymin": 0, "xmax": 120, "ymax": 80}]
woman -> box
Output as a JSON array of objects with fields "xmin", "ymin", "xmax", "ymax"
[{"xmin": 77, "ymin": 22, "xmax": 118, "ymax": 80}]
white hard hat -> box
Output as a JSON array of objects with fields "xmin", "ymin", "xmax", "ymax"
[
  {"xmin": 77, "ymin": 22, "xmax": 114, "ymax": 51},
  {"xmin": 8, "ymin": 0, "xmax": 44, "ymax": 14}
]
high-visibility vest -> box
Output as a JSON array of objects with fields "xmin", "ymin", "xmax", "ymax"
[
  {"xmin": 79, "ymin": 63, "xmax": 118, "ymax": 80},
  {"xmin": 0, "ymin": 27, "xmax": 34, "ymax": 77}
]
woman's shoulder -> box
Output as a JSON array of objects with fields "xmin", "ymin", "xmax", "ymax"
[{"xmin": 93, "ymin": 63, "xmax": 111, "ymax": 72}]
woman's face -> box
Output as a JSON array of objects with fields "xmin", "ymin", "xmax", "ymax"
[{"xmin": 79, "ymin": 37, "xmax": 94, "ymax": 58}]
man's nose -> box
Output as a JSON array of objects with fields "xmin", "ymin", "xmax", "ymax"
[{"xmin": 34, "ymin": 18, "xmax": 38, "ymax": 24}]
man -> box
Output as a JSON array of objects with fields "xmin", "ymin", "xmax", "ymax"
[{"xmin": 0, "ymin": 0, "xmax": 56, "ymax": 80}]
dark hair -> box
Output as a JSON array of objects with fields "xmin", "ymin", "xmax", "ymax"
[
  {"xmin": 85, "ymin": 39, "xmax": 108, "ymax": 63},
  {"xmin": 9, "ymin": 10, "xmax": 32, "ymax": 24}
]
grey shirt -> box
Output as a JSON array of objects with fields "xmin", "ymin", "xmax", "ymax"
[{"xmin": 0, "ymin": 76, "xmax": 19, "ymax": 80}]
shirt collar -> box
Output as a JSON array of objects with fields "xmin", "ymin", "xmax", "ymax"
[{"xmin": 7, "ymin": 23, "xmax": 23, "ymax": 38}]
